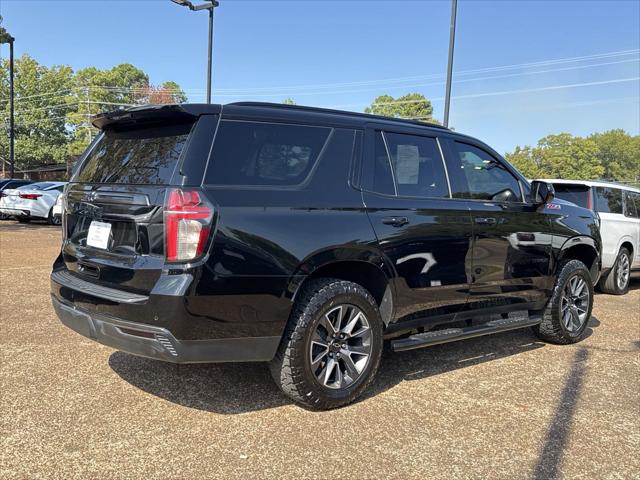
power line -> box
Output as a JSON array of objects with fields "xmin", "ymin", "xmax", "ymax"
[
  {"xmin": 208, "ymin": 48, "xmax": 640, "ymax": 94},
  {"xmin": 70, "ymin": 56, "xmax": 640, "ymax": 100},
  {"xmin": 325, "ymin": 76, "xmax": 640, "ymax": 109}
]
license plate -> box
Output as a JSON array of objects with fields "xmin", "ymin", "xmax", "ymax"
[{"xmin": 86, "ymin": 221, "xmax": 112, "ymax": 249}]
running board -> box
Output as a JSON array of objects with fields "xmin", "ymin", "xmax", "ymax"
[{"xmin": 391, "ymin": 315, "xmax": 542, "ymax": 352}]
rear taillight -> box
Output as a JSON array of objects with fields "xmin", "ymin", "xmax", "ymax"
[
  {"xmin": 164, "ymin": 188, "xmax": 213, "ymax": 262},
  {"xmin": 19, "ymin": 193, "xmax": 42, "ymax": 200}
]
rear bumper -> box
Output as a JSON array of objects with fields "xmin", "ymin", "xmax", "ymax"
[
  {"xmin": 51, "ymin": 295, "xmax": 281, "ymax": 363},
  {"xmin": 0, "ymin": 208, "xmax": 30, "ymax": 218}
]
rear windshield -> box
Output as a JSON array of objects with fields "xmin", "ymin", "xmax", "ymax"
[
  {"xmin": 552, "ymin": 184, "xmax": 591, "ymax": 208},
  {"xmin": 73, "ymin": 123, "xmax": 192, "ymax": 185}
]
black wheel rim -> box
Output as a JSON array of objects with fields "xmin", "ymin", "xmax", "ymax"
[{"xmin": 309, "ymin": 304, "xmax": 372, "ymax": 390}]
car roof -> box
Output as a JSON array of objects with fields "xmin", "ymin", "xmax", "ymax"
[
  {"xmin": 540, "ymin": 178, "xmax": 640, "ymax": 193},
  {"xmin": 93, "ymin": 101, "xmax": 450, "ymax": 134}
]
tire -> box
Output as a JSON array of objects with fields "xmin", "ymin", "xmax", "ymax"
[
  {"xmin": 16, "ymin": 217, "xmax": 30, "ymax": 223},
  {"xmin": 48, "ymin": 208, "xmax": 61, "ymax": 226},
  {"xmin": 598, "ymin": 247, "xmax": 631, "ymax": 295},
  {"xmin": 533, "ymin": 259, "xmax": 594, "ymax": 345},
  {"xmin": 269, "ymin": 278, "xmax": 384, "ymax": 410}
]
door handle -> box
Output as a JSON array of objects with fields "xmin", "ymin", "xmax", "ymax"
[
  {"xmin": 382, "ymin": 216, "xmax": 410, "ymax": 227},
  {"xmin": 475, "ymin": 217, "xmax": 497, "ymax": 225}
]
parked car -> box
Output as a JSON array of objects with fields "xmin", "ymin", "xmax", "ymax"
[
  {"xmin": 540, "ymin": 179, "xmax": 639, "ymax": 295},
  {"xmin": 0, "ymin": 181, "xmax": 66, "ymax": 225},
  {"xmin": 0, "ymin": 179, "xmax": 33, "ymax": 220},
  {"xmin": 51, "ymin": 103, "xmax": 601, "ymax": 410}
]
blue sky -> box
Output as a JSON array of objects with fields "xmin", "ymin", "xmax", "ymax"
[{"xmin": 1, "ymin": 0, "xmax": 639, "ymax": 154}]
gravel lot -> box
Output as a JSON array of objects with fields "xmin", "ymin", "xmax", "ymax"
[{"xmin": 1, "ymin": 221, "xmax": 639, "ymax": 479}]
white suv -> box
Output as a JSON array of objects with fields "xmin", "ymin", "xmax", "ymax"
[{"xmin": 541, "ymin": 179, "xmax": 640, "ymax": 295}]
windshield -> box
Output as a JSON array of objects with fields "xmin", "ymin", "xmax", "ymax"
[{"xmin": 73, "ymin": 123, "xmax": 192, "ymax": 185}]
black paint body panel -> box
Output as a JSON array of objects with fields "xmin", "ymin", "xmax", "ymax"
[{"xmin": 51, "ymin": 103, "xmax": 601, "ymax": 361}]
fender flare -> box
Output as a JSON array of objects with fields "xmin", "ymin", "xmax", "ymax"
[{"xmin": 555, "ymin": 235, "xmax": 601, "ymax": 282}]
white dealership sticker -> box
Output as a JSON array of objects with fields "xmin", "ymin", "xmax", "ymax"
[{"xmin": 86, "ymin": 221, "xmax": 112, "ymax": 250}]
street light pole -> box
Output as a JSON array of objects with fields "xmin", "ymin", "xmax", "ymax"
[
  {"xmin": 9, "ymin": 37, "xmax": 14, "ymax": 177},
  {"xmin": 170, "ymin": 0, "xmax": 219, "ymax": 104},
  {"xmin": 207, "ymin": 6, "xmax": 214, "ymax": 104},
  {"xmin": 443, "ymin": 0, "xmax": 457, "ymax": 128}
]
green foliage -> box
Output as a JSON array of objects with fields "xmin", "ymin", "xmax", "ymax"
[
  {"xmin": 282, "ymin": 98, "xmax": 296, "ymax": 105},
  {"xmin": 0, "ymin": 55, "xmax": 75, "ymax": 171},
  {"xmin": 589, "ymin": 129, "xmax": 640, "ymax": 181},
  {"xmin": 0, "ymin": 55, "xmax": 188, "ymax": 172},
  {"xmin": 161, "ymin": 81, "xmax": 187, "ymax": 104},
  {"xmin": 364, "ymin": 93, "xmax": 439, "ymax": 124},
  {"xmin": 506, "ymin": 131, "xmax": 638, "ymax": 182}
]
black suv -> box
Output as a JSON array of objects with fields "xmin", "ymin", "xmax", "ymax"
[{"xmin": 51, "ymin": 103, "xmax": 601, "ymax": 409}]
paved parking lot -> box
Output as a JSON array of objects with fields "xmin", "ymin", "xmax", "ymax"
[{"xmin": 1, "ymin": 221, "xmax": 639, "ymax": 479}]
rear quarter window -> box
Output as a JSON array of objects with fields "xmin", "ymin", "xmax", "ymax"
[
  {"xmin": 73, "ymin": 123, "xmax": 192, "ymax": 185},
  {"xmin": 594, "ymin": 187, "xmax": 623, "ymax": 214},
  {"xmin": 552, "ymin": 184, "xmax": 591, "ymax": 209},
  {"xmin": 625, "ymin": 191, "xmax": 640, "ymax": 218},
  {"xmin": 204, "ymin": 121, "xmax": 331, "ymax": 187}
]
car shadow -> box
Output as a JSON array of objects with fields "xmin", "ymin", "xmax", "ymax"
[{"xmin": 109, "ymin": 316, "xmax": 601, "ymax": 414}]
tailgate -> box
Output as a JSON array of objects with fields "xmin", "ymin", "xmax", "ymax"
[{"xmin": 61, "ymin": 120, "xmax": 195, "ymax": 294}]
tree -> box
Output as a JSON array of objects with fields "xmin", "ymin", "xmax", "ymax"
[
  {"xmin": 282, "ymin": 98, "xmax": 296, "ymax": 105},
  {"xmin": 133, "ymin": 81, "xmax": 188, "ymax": 105},
  {"xmin": 588, "ymin": 129, "xmax": 640, "ymax": 182},
  {"xmin": 66, "ymin": 65, "xmax": 185, "ymax": 157},
  {"xmin": 0, "ymin": 55, "xmax": 75, "ymax": 171},
  {"xmin": 364, "ymin": 93, "xmax": 439, "ymax": 124},
  {"xmin": 0, "ymin": 55, "xmax": 189, "ymax": 170},
  {"xmin": 506, "ymin": 133, "xmax": 604, "ymax": 180}
]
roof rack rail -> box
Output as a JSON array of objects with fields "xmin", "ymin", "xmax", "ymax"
[{"xmin": 228, "ymin": 101, "xmax": 449, "ymax": 130}]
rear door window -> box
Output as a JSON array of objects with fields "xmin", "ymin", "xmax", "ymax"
[
  {"xmin": 594, "ymin": 187, "xmax": 623, "ymax": 214},
  {"xmin": 204, "ymin": 121, "xmax": 331, "ymax": 186},
  {"xmin": 73, "ymin": 123, "xmax": 192, "ymax": 185},
  {"xmin": 552, "ymin": 184, "xmax": 591, "ymax": 208},
  {"xmin": 382, "ymin": 132, "xmax": 449, "ymax": 198}
]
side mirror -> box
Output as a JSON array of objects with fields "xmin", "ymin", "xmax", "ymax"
[{"xmin": 531, "ymin": 181, "xmax": 555, "ymax": 205}]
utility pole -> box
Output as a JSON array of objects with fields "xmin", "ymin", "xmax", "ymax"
[{"xmin": 443, "ymin": 0, "xmax": 457, "ymax": 128}]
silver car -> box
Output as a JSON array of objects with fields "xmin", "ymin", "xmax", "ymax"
[{"xmin": 0, "ymin": 181, "xmax": 66, "ymax": 225}]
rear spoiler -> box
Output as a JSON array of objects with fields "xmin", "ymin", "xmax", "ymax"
[{"xmin": 92, "ymin": 104, "xmax": 222, "ymax": 130}]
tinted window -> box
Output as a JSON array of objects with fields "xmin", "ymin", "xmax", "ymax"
[
  {"xmin": 594, "ymin": 187, "xmax": 623, "ymax": 214},
  {"xmin": 372, "ymin": 132, "xmax": 396, "ymax": 195},
  {"xmin": 552, "ymin": 184, "xmax": 591, "ymax": 209},
  {"xmin": 383, "ymin": 133, "xmax": 449, "ymax": 198},
  {"xmin": 205, "ymin": 121, "xmax": 330, "ymax": 186},
  {"xmin": 624, "ymin": 191, "xmax": 639, "ymax": 218},
  {"xmin": 74, "ymin": 123, "xmax": 192, "ymax": 185},
  {"xmin": 448, "ymin": 142, "xmax": 522, "ymax": 202}
]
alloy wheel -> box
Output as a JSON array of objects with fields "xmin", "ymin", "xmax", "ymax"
[
  {"xmin": 309, "ymin": 304, "xmax": 372, "ymax": 390},
  {"xmin": 561, "ymin": 275, "xmax": 590, "ymax": 333},
  {"xmin": 616, "ymin": 253, "xmax": 630, "ymax": 291}
]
